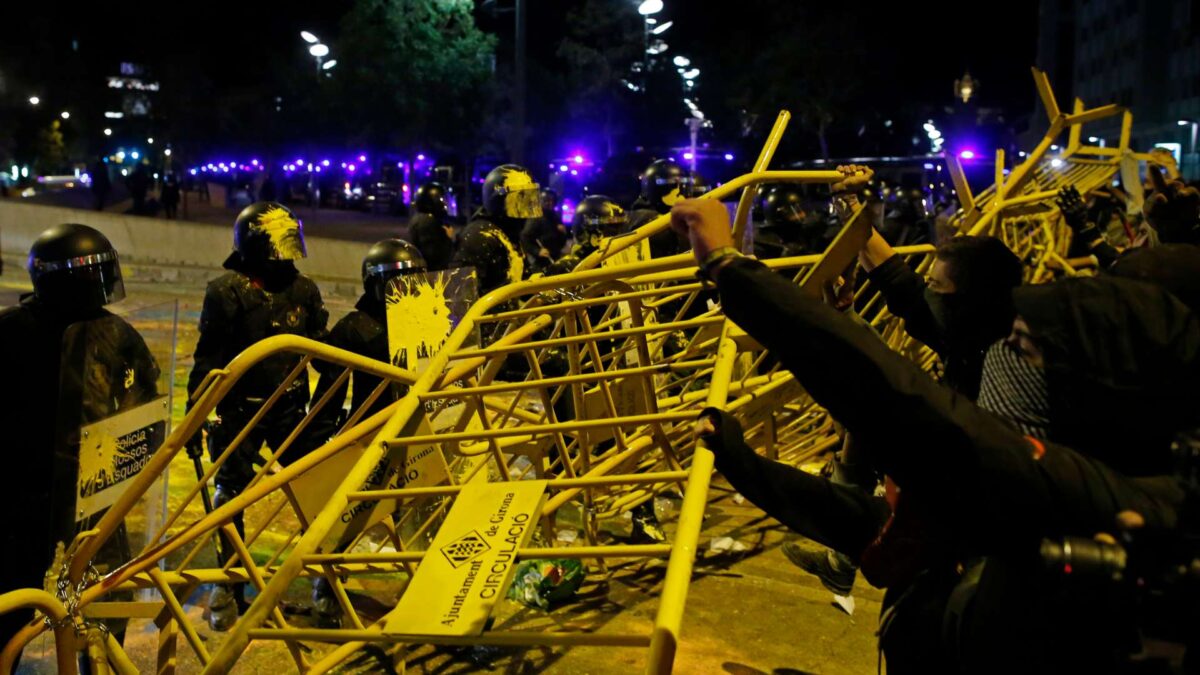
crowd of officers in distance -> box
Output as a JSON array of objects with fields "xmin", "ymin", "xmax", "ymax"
[{"xmin": 2, "ymin": 154, "xmax": 1199, "ymax": 672}]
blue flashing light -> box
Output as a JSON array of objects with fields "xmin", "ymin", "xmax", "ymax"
[
  {"xmin": 321, "ymin": 159, "xmax": 330, "ymax": 167},
  {"xmin": 724, "ymin": 153, "xmax": 734, "ymax": 161},
  {"xmin": 348, "ymin": 164, "xmax": 357, "ymax": 172},
  {"xmin": 358, "ymin": 154, "xmax": 366, "ymax": 162},
  {"xmin": 559, "ymin": 164, "xmax": 568, "ymax": 172},
  {"xmin": 416, "ymin": 153, "xmax": 426, "ymax": 161},
  {"xmin": 573, "ymin": 154, "xmax": 584, "ymax": 164}
]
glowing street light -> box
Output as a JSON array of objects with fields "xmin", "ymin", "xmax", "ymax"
[
  {"xmin": 637, "ymin": 0, "xmax": 663, "ymax": 15},
  {"xmin": 309, "ymin": 43, "xmax": 330, "ymax": 58},
  {"xmin": 300, "ymin": 31, "xmax": 319, "ymax": 44},
  {"xmin": 60, "ymin": 111, "xmax": 70, "ymax": 120},
  {"xmin": 673, "ymin": 55, "xmax": 690, "ymax": 67},
  {"xmin": 652, "ymin": 20, "xmax": 673, "ymax": 34},
  {"xmin": 28, "ymin": 96, "xmax": 39, "ymax": 106},
  {"xmin": 647, "ymin": 40, "xmax": 668, "ymax": 55},
  {"xmin": 147, "ymin": 137, "xmax": 154, "ymax": 144},
  {"xmin": 681, "ymin": 68, "xmax": 700, "ymax": 80},
  {"xmin": 103, "ymin": 128, "xmax": 112, "ymax": 136},
  {"xmin": 164, "ymin": 148, "xmax": 172, "ymax": 157},
  {"xmin": 322, "ymin": 59, "xmax": 338, "ymax": 71}
]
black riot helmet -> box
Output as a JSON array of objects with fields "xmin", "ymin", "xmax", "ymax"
[
  {"xmin": 482, "ymin": 164, "xmax": 543, "ymax": 221},
  {"xmin": 27, "ymin": 223, "xmax": 126, "ymax": 309},
  {"xmin": 362, "ymin": 238, "xmax": 427, "ymax": 302},
  {"xmin": 573, "ymin": 195, "xmax": 628, "ymax": 249},
  {"xmin": 233, "ymin": 202, "xmax": 307, "ymax": 263},
  {"xmin": 687, "ymin": 170, "xmax": 711, "ymax": 198},
  {"xmin": 764, "ymin": 185, "xmax": 807, "ymax": 228},
  {"xmin": 640, "ymin": 159, "xmax": 691, "ymax": 213},
  {"xmin": 413, "ymin": 182, "xmax": 448, "ymax": 217}
]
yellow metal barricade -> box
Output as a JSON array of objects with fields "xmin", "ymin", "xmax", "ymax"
[{"xmin": 3, "ymin": 69, "xmax": 1180, "ymax": 675}]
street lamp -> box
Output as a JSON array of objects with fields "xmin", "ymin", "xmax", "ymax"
[
  {"xmin": 681, "ymin": 68, "xmax": 699, "ymax": 79},
  {"xmin": 147, "ymin": 137, "xmax": 154, "ymax": 144},
  {"xmin": 60, "ymin": 111, "xmax": 70, "ymax": 120},
  {"xmin": 637, "ymin": 0, "xmax": 663, "ymax": 15},
  {"xmin": 309, "ymin": 43, "xmax": 330, "ymax": 58},
  {"xmin": 322, "ymin": 59, "xmax": 337, "ymax": 71},
  {"xmin": 300, "ymin": 31, "xmax": 319, "ymax": 44},
  {"xmin": 652, "ymin": 20, "xmax": 673, "ymax": 34},
  {"xmin": 673, "ymin": 55, "xmax": 690, "ymax": 67},
  {"xmin": 103, "ymin": 128, "xmax": 112, "ymax": 136},
  {"xmin": 28, "ymin": 96, "xmax": 39, "ymax": 106}
]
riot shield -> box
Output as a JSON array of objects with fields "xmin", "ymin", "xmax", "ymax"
[
  {"xmin": 55, "ymin": 301, "xmax": 176, "ymax": 577},
  {"xmin": 386, "ymin": 267, "xmax": 479, "ymax": 376}
]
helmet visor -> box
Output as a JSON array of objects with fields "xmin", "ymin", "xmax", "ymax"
[
  {"xmin": 503, "ymin": 186, "xmax": 543, "ymax": 219},
  {"xmin": 30, "ymin": 251, "xmax": 126, "ymax": 307}
]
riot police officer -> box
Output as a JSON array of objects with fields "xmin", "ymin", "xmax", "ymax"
[
  {"xmin": 452, "ymin": 164, "xmax": 541, "ymax": 293},
  {"xmin": 544, "ymin": 195, "xmax": 629, "ymax": 276},
  {"xmin": 409, "ymin": 182, "xmax": 455, "ymax": 270},
  {"xmin": 754, "ymin": 185, "xmax": 813, "ymax": 260},
  {"xmin": 626, "ymin": 159, "xmax": 691, "ymax": 257},
  {"xmin": 304, "ymin": 238, "xmax": 426, "ymax": 626},
  {"xmin": 520, "ymin": 187, "xmax": 569, "ymax": 273},
  {"xmin": 187, "ymin": 201, "xmax": 328, "ymax": 630},
  {"xmin": 0, "ymin": 223, "xmax": 159, "ymax": 657}
]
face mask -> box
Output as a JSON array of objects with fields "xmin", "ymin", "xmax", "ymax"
[
  {"xmin": 923, "ymin": 287, "xmax": 960, "ymax": 332},
  {"xmin": 977, "ymin": 341, "xmax": 1051, "ymax": 439}
]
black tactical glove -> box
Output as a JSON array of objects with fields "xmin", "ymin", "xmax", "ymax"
[{"xmin": 1056, "ymin": 185, "xmax": 1103, "ymax": 246}]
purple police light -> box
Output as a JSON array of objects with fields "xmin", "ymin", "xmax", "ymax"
[
  {"xmin": 570, "ymin": 169, "xmax": 578, "ymax": 176},
  {"xmin": 340, "ymin": 162, "xmax": 347, "ymax": 168},
  {"xmin": 315, "ymin": 166, "xmax": 322, "ymax": 173},
  {"xmin": 295, "ymin": 158, "xmax": 304, "ymax": 165},
  {"xmin": 251, "ymin": 159, "xmax": 259, "ymax": 166},
  {"xmin": 559, "ymin": 164, "xmax": 569, "ymax": 172},
  {"xmin": 348, "ymin": 164, "xmax": 357, "ymax": 172},
  {"xmin": 397, "ymin": 162, "xmax": 404, "ymax": 168},
  {"xmin": 190, "ymin": 168, "xmax": 198, "ymax": 175},
  {"xmin": 358, "ymin": 154, "xmax": 366, "ymax": 162},
  {"xmin": 321, "ymin": 159, "xmax": 330, "ymax": 167},
  {"xmin": 959, "ymin": 149, "xmax": 976, "ymax": 159},
  {"xmin": 402, "ymin": 184, "xmax": 410, "ymax": 191},
  {"xmin": 724, "ymin": 153, "xmax": 734, "ymax": 161},
  {"xmin": 683, "ymin": 152, "xmax": 694, "ymax": 160},
  {"xmin": 417, "ymin": 153, "xmax": 426, "ymax": 161},
  {"xmin": 573, "ymin": 154, "xmax": 584, "ymax": 164}
]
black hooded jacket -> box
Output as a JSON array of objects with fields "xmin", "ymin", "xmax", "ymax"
[
  {"xmin": 709, "ymin": 256, "xmax": 1185, "ymax": 552},
  {"xmin": 868, "ymin": 254, "xmax": 1014, "ymax": 399},
  {"xmin": 1013, "ymin": 276, "xmax": 1200, "ymax": 476}
]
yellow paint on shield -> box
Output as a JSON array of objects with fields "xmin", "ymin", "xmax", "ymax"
[
  {"xmin": 387, "ymin": 273, "xmax": 453, "ymax": 374},
  {"xmin": 253, "ymin": 206, "xmax": 306, "ymax": 259}
]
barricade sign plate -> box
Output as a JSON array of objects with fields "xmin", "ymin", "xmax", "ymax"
[
  {"xmin": 385, "ymin": 480, "xmax": 547, "ymax": 636},
  {"xmin": 289, "ymin": 413, "xmax": 451, "ymax": 547},
  {"xmin": 77, "ymin": 399, "xmax": 168, "ymax": 521}
]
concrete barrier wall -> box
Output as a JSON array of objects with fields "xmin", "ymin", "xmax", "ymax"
[{"xmin": 0, "ymin": 200, "xmax": 366, "ymax": 290}]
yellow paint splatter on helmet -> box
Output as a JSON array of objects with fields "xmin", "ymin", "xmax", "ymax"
[
  {"xmin": 660, "ymin": 187, "xmax": 683, "ymax": 207},
  {"xmin": 502, "ymin": 169, "xmax": 543, "ymax": 219},
  {"xmin": 254, "ymin": 206, "xmax": 307, "ymax": 259}
]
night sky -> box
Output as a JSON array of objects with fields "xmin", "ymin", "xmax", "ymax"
[{"xmin": 0, "ymin": 0, "xmax": 1042, "ymax": 158}]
